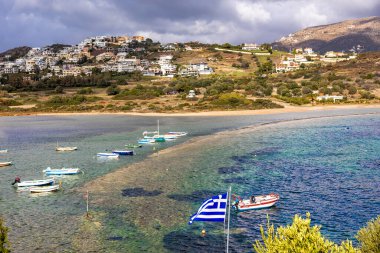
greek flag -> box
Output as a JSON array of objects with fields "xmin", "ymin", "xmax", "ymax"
[{"xmin": 189, "ymin": 192, "xmax": 228, "ymax": 224}]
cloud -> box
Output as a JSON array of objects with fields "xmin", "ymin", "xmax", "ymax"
[{"xmin": 0, "ymin": 0, "xmax": 378, "ymax": 51}]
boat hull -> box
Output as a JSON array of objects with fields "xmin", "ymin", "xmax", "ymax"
[
  {"xmin": 17, "ymin": 179, "xmax": 55, "ymax": 187},
  {"xmin": 56, "ymin": 147, "xmax": 77, "ymax": 151},
  {"xmin": 30, "ymin": 185, "xmax": 60, "ymax": 193},
  {"xmin": 112, "ymin": 150, "xmax": 134, "ymax": 156},
  {"xmin": 233, "ymin": 193, "xmax": 280, "ymax": 212},
  {"xmin": 97, "ymin": 153, "xmax": 119, "ymax": 158},
  {"xmin": 44, "ymin": 168, "xmax": 80, "ymax": 175},
  {"xmin": 0, "ymin": 161, "xmax": 12, "ymax": 167}
]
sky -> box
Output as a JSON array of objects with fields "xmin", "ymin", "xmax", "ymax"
[{"xmin": 0, "ymin": 0, "xmax": 379, "ymax": 51}]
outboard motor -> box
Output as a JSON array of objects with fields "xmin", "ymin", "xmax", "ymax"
[{"xmin": 12, "ymin": 176, "xmax": 21, "ymax": 185}]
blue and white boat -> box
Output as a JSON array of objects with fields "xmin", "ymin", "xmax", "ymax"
[
  {"xmin": 97, "ymin": 153, "xmax": 119, "ymax": 158},
  {"xmin": 138, "ymin": 139, "xmax": 156, "ymax": 144},
  {"xmin": 112, "ymin": 150, "xmax": 134, "ymax": 156},
  {"xmin": 13, "ymin": 178, "xmax": 55, "ymax": 188},
  {"xmin": 43, "ymin": 167, "xmax": 81, "ymax": 175}
]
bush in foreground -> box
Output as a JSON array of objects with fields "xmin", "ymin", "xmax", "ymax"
[
  {"xmin": 253, "ymin": 213, "xmax": 358, "ymax": 253},
  {"xmin": 356, "ymin": 215, "xmax": 380, "ymax": 253},
  {"xmin": 0, "ymin": 217, "xmax": 10, "ymax": 253}
]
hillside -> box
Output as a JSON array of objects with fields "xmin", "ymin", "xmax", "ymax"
[
  {"xmin": 0, "ymin": 46, "xmax": 31, "ymax": 61},
  {"xmin": 272, "ymin": 16, "xmax": 380, "ymax": 53}
]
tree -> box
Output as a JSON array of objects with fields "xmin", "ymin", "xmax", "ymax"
[
  {"xmin": 356, "ymin": 215, "xmax": 380, "ymax": 253},
  {"xmin": 106, "ymin": 84, "xmax": 121, "ymax": 95},
  {"xmin": 254, "ymin": 213, "xmax": 358, "ymax": 253},
  {"xmin": 0, "ymin": 217, "xmax": 10, "ymax": 253}
]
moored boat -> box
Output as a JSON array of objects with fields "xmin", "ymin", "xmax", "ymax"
[
  {"xmin": 232, "ymin": 193, "xmax": 280, "ymax": 212},
  {"xmin": 13, "ymin": 178, "xmax": 55, "ymax": 188},
  {"xmin": 0, "ymin": 149, "xmax": 8, "ymax": 153},
  {"xmin": 125, "ymin": 144, "xmax": 143, "ymax": 148},
  {"xmin": 30, "ymin": 184, "xmax": 60, "ymax": 193},
  {"xmin": 0, "ymin": 161, "xmax": 12, "ymax": 167},
  {"xmin": 43, "ymin": 167, "xmax": 80, "ymax": 175},
  {"xmin": 112, "ymin": 150, "xmax": 134, "ymax": 156},
  {"xmin": 138, "ymin": 139, "xmax": 156, "ymax": 144},
  {"xmin": 56, "ymin": 146, "xmax": 78, "ymax": 151},
  {"xmin": 166, "ymin": 131, "xmax": 188, "ymax": 137},
  {"xmin": 97, "ymin": 152, "xmax": 119, "ymax": 158}
]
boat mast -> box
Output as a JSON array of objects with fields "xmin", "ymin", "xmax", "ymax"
[{"xmin": 226, "ymin": 186, "xmax": 231, "ymax": 253}]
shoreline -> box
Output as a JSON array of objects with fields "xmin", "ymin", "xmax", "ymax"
[
  {"xmin": 76, "ymin": 110, "xmax": 379, "ymax": 251},
  {"xmin": 2, "ymin": 104, "xmax": 380, "ymax": 117}
]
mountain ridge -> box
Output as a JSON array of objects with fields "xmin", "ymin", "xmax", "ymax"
[{"xmin": 272, "ymin": 16, "xmax": 380, "ymax": 53}]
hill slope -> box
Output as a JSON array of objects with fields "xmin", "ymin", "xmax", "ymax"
[
  {"xmin": 272, "ymin": 16, "xmax": 380, "ymax": 53},
  {"xmin": 0, "ymin": 46, "xmax": 31, "ymax": 61}
]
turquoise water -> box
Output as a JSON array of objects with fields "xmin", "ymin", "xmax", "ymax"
[{"xmin": 0, "ymin": 108, "xmax": 379, "ymax": 252}]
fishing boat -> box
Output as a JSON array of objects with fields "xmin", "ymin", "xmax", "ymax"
[
  {"xmin": 232, "ymin": 193, "xmax": 280, "ymax": 212},
  {"xmin": 0, "ymin": 149, "xmax": 8, "ymax": 153},
  {"xmin": 56, "ymin": 146, "xmax": 78, "ymax": 151},
  {"xmin": 13, "ymin": 178, "xmax": 55, "ymax": 188},
  {"xmin": 138, "ymin": 139, "xmax": 156, "ymax": 144},
  {"xmin": 125, "ymin": 144, "xmax": 143, "ymax": 148},
  {"xmin": 0, "ymin": 161, "xmax": 12, "ymax": 167},
  {"xmin": 43, "ymin": 167, "xmax": 81, "ymax": 175},
  {"xmin": 30, "ymin": 184, "xmax": 60, "ymax": 193},
  {"xmin": 97, "ymin": 153, "xmax": 119, "ymax": 158},
  {"xmin": 166, "ymin": 131, "xmax": 188, "ymax": 137},
  {"xmin": 112, "ymin": 150, "xmax": 134, "ymax": 156}
]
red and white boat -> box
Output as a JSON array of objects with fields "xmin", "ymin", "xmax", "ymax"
[{"xmin": 232, "ymin": 193, "xmax": 280, "ymax": 212}]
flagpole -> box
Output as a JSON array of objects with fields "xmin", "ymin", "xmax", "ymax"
[{"xmin": 226, "ymin": 186, "xmax": 231, "ymax": 253}]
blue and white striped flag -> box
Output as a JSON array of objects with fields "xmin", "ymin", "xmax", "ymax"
[{"xmin": 189, "ymin": 192, "xmax": 228, "ymax": 224}]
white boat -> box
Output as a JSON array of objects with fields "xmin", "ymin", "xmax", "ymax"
[
  {"xmin": 97, "ymin": 153, "xmax": 119, "ymax": 158},
  {"xmin": 0, "ymin": 161, "xmax": 12, "ymax": 167},
  {"xmin": 30, "ymin": 184, "xmax": 60, "ymax": 193},
  {"xmin": 43, "ymin": 167, "xmax": 80, "ymax": 175},
  {"xmin": 232, "ymin": 193, "xmax": 280, "ymax": 212},
  {"xmin": 138, "ymin": 138, "xmax": 156, "ymax": 144},
  {"xmin": 166, "ymin": 131, "xmax": 188, "ymax": 137},
  {"xmin": 56, "ymin": 146, "xmax": 78, "ymax": 151},
  {"xmin": 0, "ymin": 149, "xmax": 8, "ymax": 153},
  {"xmin": 14, "ymin": 178, "xmax": 55, "ymax": 188}
]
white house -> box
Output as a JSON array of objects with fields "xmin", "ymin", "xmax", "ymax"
[{"xmin": 242, "ymin": 43, "xmax": 259, "ymax": 51}]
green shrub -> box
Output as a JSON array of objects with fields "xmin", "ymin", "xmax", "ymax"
[
  {"xmin": 77, "ymin": 87, "xmax": 94, "ymax": 94},
  {"xmin": 212, "ymin": 92, "xmax": 250, "ymax": 107},
  {"xmin": 356, "ymin": 215, "xmax": 380, "ymax": 253},
  {"xmin": 0, "ymin": 99, "xmax": 22, "ymax": 106},
  {"xmin": 106, "ymin": 84, "xmax": 121, "ymax": 95},
  {"xmin": 0, "ymin": 217, "xmax": 10, "ymax": 253},
  {"xmin": 275, "ymin": 95, "xmax": 310, "ymax": 105},
  {"xmin": 253, "ymin": 213, "xmax": 358, "ymax": 253}
]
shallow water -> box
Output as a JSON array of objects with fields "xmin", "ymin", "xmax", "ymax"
[{"xmin": 0, "ymin": 108, "xmax": 379, "ymax": 252}]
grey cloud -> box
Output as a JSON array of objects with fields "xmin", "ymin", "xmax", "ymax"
[{"xmin": 0, "ymin": 0, "xmax": 378, "ymax": 51}]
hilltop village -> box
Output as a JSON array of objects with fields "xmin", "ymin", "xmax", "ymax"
[{"xmin": 0, "ymin": 35, "xmax": 378, "ymax": 113}]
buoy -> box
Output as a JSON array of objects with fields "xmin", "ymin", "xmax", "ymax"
[{"xmin": 201, "ymin": 229, "xmax": 206, "ymax": 236}]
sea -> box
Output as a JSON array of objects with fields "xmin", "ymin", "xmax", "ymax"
[{"xmin": 0, "ymin": 108, "xmax": 379, "ymax": 252}]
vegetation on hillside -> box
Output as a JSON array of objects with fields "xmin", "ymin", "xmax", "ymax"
[
  {"xmin": 0, "ymin": 217, "xmax": 10, "ymax": 253},
  {"xmin": 254, "ymin": 213, "xmax": 380, "ymax": 253}
]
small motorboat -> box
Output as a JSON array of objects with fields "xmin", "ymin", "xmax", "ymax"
[
  {"xmin": 13, "ymin": 178, "xmax": 55, "ymax": 188},
  {"xmin": 125, "ymin": 144, "xmax": 143, "ymax": 148},
  {"xmin": 56, "ymin": 146, "xmax": 78, "ymax": 151},
  {"xmin": 112, "ymin": 150, "xmax": 134, "ymax": 156},
  {"xmin": 30, "ymin": 184, "xmax": 60, "ymax": 193},
  {"xmin": 0, "ymin": 161, "xmax": 12, "ymax": 167},
  {"xmin": 138, "ymin": 139, "xmax": 156, "ymax": 144},
  {"xmin": 166, "ymin": 131, "xmax": 188, "ymax": 137},
  {"xmin": 43, "ymin": 167, "xmax": 80, "ymax": 175},
  {"xmin": 0, "ymin": 149, "xmax": 8, "ymax": 153},
  {"xmin": 232, "ymin": 193, "xmax": 280, "ymax": 212},
  {"xmin": 97, "ymin": 153, "xmax": 119, "ymax": 158}
]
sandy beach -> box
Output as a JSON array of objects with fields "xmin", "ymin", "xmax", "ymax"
[{"xmin": 5, "ymin": 104, "xmax": 379, "ymax": 117}]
